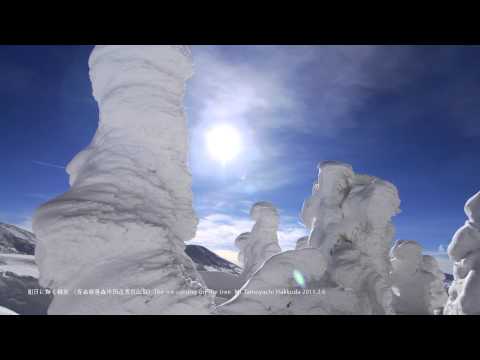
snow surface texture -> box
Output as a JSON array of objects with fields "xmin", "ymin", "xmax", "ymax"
[
  {"xmin": 218, "ymin": 249, "xmax": 330, "ymax": 315},
  {"xmin": 238, "ymin": 202, "xmax": 282, "ymax": 281},
  {"xmin": 444, "ymin": 191, "xmax": 480, "ymax": 315},
  {"xmin": 32, "ymin": 45, "xmax": 213, "ymax": 315},
  {"xmin": 219, "ymin": 162, "xmax": 400, "ymax": 315},
  {"xmin": 302, "ymin": 161, "xmax": 400, "ymax": 314},
  {"xmin": 390, "ymin": 240, "xmax": 447, "ymax": 315}
]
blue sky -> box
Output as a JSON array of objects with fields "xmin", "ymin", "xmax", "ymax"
[{"xmin": 1, "ymin": 45, "xmax": 479, "ymax": 267}]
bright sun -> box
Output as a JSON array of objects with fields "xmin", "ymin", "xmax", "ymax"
[{"xmin": 206, "ymin": 125, "xmax": 242, "ymax": 165}]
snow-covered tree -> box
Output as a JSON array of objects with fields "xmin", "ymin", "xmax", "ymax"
[
  {"xmin": 239, "ymin": 202, "xmax": 282, "ymax": 281},
  {"xmin": 218, "ymin": 249, "xmax": 328, "ymax": 315},
  {"xmin": 218, "ymin": 161, "xmax": 400, "ymax": 315},
  {"xmin": 390, "ymin": 240, "xmax": 447, "ymax": 315},
  {"xmin": 33, "ymin": 45, "xmax": 213, "ymax": 315},
  {"xmin": 234, "ymin": 232, "xmax": 251, "ymax": 267},
  {"xmin": 444, "ymin": 191, "xmax": 480, "ymax": 315},
  {"xmin": 303, "ymin": 161, "xmax": 400, "ymax": 314}
]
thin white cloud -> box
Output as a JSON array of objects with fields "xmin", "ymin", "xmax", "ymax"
[
  {"xmin": 189, "ymin": 46, "xmax": 305, "ymax": 131},
  {"xmin": 190, "ymin": 212, "xmax": 307, "ymax": 255},
  {"xmin": 187, "ymin": 46, "xmax": 416, "ymax": 196}
]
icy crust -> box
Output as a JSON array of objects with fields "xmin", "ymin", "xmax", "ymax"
[
  {"xmin": 445, "ymin": 191, "xmax": 480, "ymax": 315},
  {"xmin": 238, "ymin": 202, "xmax": 282, "ymax": 280},
  {"xmin": 390, "ymin": 240, "xmax": 447, "ymax": 315},
  {"xmin": 33, "ymin": 45, "xmax": 213, "ymax": 314}
]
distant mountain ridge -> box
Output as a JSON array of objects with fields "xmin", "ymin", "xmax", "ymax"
[
  {"xmin": 0, "ymin": 223, "xmax": 36, "ymax": 255},
  {"xmin": 185, "ymin": 245, "xmax": 242, "ymax": 275}
]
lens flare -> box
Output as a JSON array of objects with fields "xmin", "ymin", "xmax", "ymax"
[{"xmin": 293, "ymin": 269, "xmax": 306, "ymax": 288}]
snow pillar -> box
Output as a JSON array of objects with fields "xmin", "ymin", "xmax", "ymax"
[
  {"xmin": 444, "ymin": 191, "xmax": 480, "ymax": 315},
  {"xmin": 390, "ymin": 240, "xmax": 447, "ymax": 314},
  {"xmin": 33, "ymin": 45, "xmax": 213, "ymax": 314},
  {"xmin": 240, "ymin": 202, "xmax": 282, "ymax": 280},
  {"xmin": 301, "ymin": 161, "xmax": 401, "ymax": 314}
]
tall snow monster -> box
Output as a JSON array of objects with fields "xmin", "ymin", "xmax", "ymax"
[
  {"xmin": 33, "ymin": 45, "xmax": 213, "ymax": 315},
  {"xmin": 218, "ymin": 161, "xmax": 400, "ymax": 315},
  {"xmin": 444, "ymin": 191, "xmax": 480, "ymax": 315}
]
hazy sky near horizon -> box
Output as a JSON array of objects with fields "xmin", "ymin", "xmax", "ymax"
[{"xmin": 1, "ymin": 45, "xmax": 479, "ymax": 262}]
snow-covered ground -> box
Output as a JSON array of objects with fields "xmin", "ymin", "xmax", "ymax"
[
  {"xmin": 0, "ymin": 306, "xmax": 18, "ymax": 315},
  {"xmin": 0, "ymin": 254, "xmax": 52, "ymax": 315},
  {"xmin": 0, "ymin": 253, "xmax": 39, "ymax": 278}
]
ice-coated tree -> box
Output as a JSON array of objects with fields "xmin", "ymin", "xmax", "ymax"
[
  {"xmin": 234, "ymin": 232, "xmax": 251, "ymax": 267},
  {"xmin": 217, "ymin": 249, "xmax": 329, "ymax": 315},
  {"xmin": 390, "ymin": 240, "xmax": 447, "ymax": 315},
  {"xmin": 444, "ymin": 191, "xmax": 480, "ymax": 315},
  {"xmin": 33, "ymin": 45, "xmax": 214, "ymax": 315},
  {"xmin": 303, "ymin": 161, "xmax": 400, "ymax": 314},
  {"xmin": 239, "ymin": 202, "xmax": 282, "ymax": 281},
  {"xmin": 218, "ymin": 161, "xmax": 400, "ymax": 315}
]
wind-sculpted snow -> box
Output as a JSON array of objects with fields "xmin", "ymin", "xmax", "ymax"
[
  {"xmin": 390, "ymin": 240, "xmax": 447, "ymax": 315},
  {"xmin": 32, "ymin": 45, "xmax": 213, "ymax": 314},
  {"xmin": 219, "ymin": 162, "xmax": 400, "ymax": 315},
  {"xmin": 302, "ymin": 161, "xmax": 400, "ymax": 314},
  {"xmin": 444, "ymin": 191, "xmax": 480, "ymax": 315},
  {"xmin": 217, "ymin": 249, "xmax": 330, "ymax": 315},
  {"xmin": 238, "ymin": 202, "xmax": 282, "ymax": 281}
]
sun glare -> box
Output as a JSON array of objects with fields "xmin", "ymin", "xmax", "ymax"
[{"xmin": 206, "ymin": 125, "xmax": 242, "ymax": 165}]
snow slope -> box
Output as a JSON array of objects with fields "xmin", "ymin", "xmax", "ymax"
[
  {"xmin": 0, "ymin": 306, "xmax": 18, "ymax": 315},
  {"xmin": 185, "ymin": 245, "xmax": 242, "ymax": 275},
  {"xmin": 0, "ymin": 253, "xmax": 52, "ymax": 315},
  {"xmin": 0, "ymin": 223, "xmax": 36, "ymax": 255}
]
